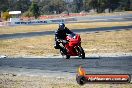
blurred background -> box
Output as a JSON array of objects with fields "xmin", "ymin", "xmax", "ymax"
[{"xmin": 0, "ymin": 0, "xmax": 132, "ymax": 21}]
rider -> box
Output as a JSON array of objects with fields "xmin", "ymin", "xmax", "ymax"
[{"xmin": 54, "ymin": 23, "xmax": 73, "ymax": 49}]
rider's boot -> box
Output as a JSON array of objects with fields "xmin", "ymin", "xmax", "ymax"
[{"xmin": 60, "ymin": 46, "xmax": 67, "ymax": 55}]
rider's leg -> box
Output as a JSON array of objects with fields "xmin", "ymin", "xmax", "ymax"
[
  {"xmin": 54, "ymin": 41, "xmax": 60, "ymax": 49},
  {"xmin": 61, "ymin": 43, "xmax": 67, "ymax": 54}
]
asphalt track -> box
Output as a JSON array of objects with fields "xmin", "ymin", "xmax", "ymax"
[
  {"xmin": 0, "ymin": 56, "xmax": 132, "ymax": 77},
  {"xmin": 0, "ymin": 13, "xmax": 132, "ymax": 39},
  {"xmin": 0, "ymin": 14, "xmax": 132, "ymax": 78},
  {"xmin": 76, "ymin": 13, "xmax": 132, "ymax": 22},
  {"xmin": 0, "ymin": 25, "xmax": 132, "ymax": 39}
]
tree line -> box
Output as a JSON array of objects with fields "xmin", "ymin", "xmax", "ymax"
[
  {"xmin": 79, "ymin": 0, "xmax": 132, "ymax": 13},
  {"xmin": 0, "ymin": 0, "xmax": 132, "ymax": 19}
]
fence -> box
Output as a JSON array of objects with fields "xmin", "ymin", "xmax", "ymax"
[{"xmin": 0, "ymin": 21, "xmax": 10, "ymax": 26}]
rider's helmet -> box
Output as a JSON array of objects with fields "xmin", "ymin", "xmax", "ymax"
[{"xmin": 59, "ymin": 23, "xmax": 65, "ymax": 29}]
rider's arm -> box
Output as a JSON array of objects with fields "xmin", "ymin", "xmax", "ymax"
[
  {"xmin": 65, "ymin": 27, "xmax": 73, "ymax": 34},
  {"xmin": 55, "ymin": 30, "xmax": 62, "ymax": 42},
  {"xmin": 55, "ymin": 30, "xmax": 59, "ymax": 40}
]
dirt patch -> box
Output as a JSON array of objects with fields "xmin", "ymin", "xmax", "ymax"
[{"xmin": 0, "ymin": 74, "xmax": 131, "ymax": 88}]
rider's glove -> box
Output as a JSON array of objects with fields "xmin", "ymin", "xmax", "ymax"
[
  {"xmin": 56, "ymin": 39, "xmax": 61, "ymax": 42},
  {"xmin": 62, "ymin": 40, "xmax": 68, "ymax": 44}
]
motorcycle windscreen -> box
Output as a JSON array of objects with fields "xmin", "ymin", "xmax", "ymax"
[
  {"xmin": 67, "ymin": 34, "xmax": 81, "ymax": 46},
  {"xmin": 67, "ymin": 33, "xmax": 76, "ymax": 39}
]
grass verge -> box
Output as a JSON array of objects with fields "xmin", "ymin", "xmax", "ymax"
[
  {"xmin": 0, "ymin": 21, "xmax": 132, "ymax": 35},
  {"xmin": 0, "ymin": 29, "xmax": 132, "ymax": 57}
]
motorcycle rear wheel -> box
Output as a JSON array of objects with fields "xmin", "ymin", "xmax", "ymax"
[
  {"xmin": 60, "ymin": 49, "xmax": 70, "ymax": 59},
  {"xmin": 66, "ymin": 55, "xmax": 70, "ymax": 59},
  {"xmin": 62, "ymin": 54, "xmax": 70, "ymax": 59}
]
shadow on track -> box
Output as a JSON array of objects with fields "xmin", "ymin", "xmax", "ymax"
[{"xmin": 70, "ymin": 57, "xmax": 101, "ymax": 60}]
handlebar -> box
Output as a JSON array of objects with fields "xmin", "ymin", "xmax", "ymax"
[{"xmin": 57, "ymin": 39, "xmax": 69, "ymax": 44}]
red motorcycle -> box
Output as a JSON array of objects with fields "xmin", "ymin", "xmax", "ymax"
[{"xmin": 59, "ymin": 33, "xmax": 85, "ymax": 59}]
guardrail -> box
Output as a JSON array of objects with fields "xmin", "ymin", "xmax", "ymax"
[
  {"xmin": 0, "ymin": 21, "xmax": 10, "ymax": 26},
  {"xmin": 10, "ymin": 17, "xmax": 77, "ymax": 26}
]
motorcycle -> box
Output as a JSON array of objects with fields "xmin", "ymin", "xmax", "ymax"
[{"xmin": 59, "ymin": 33, "xmax": 85, "ymax": 59}]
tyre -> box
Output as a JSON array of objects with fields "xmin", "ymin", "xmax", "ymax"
[
  {"xmin": 78, "ymin": 46, "xmax": 85, "ymax": 59},
  {"xmin": 60, "ymin": 48, "xmax": 70, "ymax": 59},
  {"xmin": 66, "ymin": 55, "xmax": 70, "ymax": 59},
  {"xmin": 62, "ymin": 55, "xmax": 70, "ymax": 59}
]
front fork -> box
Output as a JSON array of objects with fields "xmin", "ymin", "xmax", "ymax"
[{"xmin": 74, "ymin": 42, "xmax": 81, "ymax": 55}]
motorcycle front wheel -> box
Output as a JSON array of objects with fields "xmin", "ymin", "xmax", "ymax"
[{"xmin": 78, "ymin": 46, "xmax": 85, "ymax": 59}]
